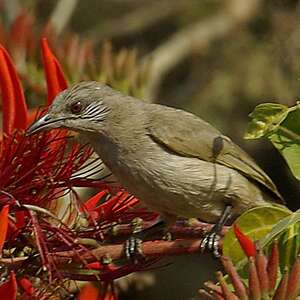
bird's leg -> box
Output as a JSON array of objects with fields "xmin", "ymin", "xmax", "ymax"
[
  {"xmin": 200, "ymin": 204, "xmax": 232, "ymax": 258},
  {"xmin": 125, "ymin": 218, "xmax": 166, "ymax": 263}
]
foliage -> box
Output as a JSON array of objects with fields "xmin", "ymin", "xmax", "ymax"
[
  {"xmin": 223, "ymin": 206, "xmax": 290, "ymax": 266},
  {"xmin": 200, "ymin": 233, "xmax": 300, "ymax": 300},
  {"xmin": 222, "ymin": 206, "xmax": 300, "ymax": 272},
  {"xmin": 246, "ymin": 103, "xmax": 300, "ymax": 180},
  {"xmin": 203, "ymin": 99, "xmax": 300, "ymax": 299}
]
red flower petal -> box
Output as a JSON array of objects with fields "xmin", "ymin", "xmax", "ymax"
[
  {"xmin": 15, "ymin": 211, "xmax": 25, "ymax": 229},
  {"xmin": 0, "ymin": 204, "xmax": 9, "ymax": 254},
  {"xmin": 96, "ymin": 191, "xmax": 139, "ymax": 221},
  {"xmin": 77, "ymin": 283, "xmax": 100, "ymax": 300},
  {"xmin": 83, "ymin": 190, "xmax": 109, "ymax": 211},
  {"xmin": 41, "ymin": 38, "xmax": 67, "ymax": 104},
  {"xmin": 0, "ymin": 46, "xmax": 28, "ymax": 134},
  {"xmin": 86, "ymin": 261, "xmax": 104, "ymax": 270},
  {"xmin": 10, "ymin": 10, "xmax": 34, "ymax": 51},
  {"xmin": 267, "ymin": 241, "xmax": 279, "ymax": 292},
  {"xmin": 233, "ymin": 224, "xmax": 256, "ymax": 257},
  {"xmin": 0, "ymin": 271, "xmax": 17, "ymax": 300},
  {"xmin": 18, "ymin": 277, "xmax": 34, "ymax": 295},
  {"xmin": 41, "ymin": 38, "xmax": 68, "ymax": 152},
  {"xmin": 248, "ymin": 257, "xmax": 261, "ymax": 299},
  {"xmin": 286, "ymin": 254, "xmax": 300, "ymax": 300}
]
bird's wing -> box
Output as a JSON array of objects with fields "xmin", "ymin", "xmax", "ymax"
[{"xmin": 147, "ymin": 105, "xmax": 284, "ymax": 204}]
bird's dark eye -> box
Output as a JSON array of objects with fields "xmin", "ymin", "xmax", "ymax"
[{"xmin": 70, "ymin": 101, "xmax": 82, "ymax": 114}]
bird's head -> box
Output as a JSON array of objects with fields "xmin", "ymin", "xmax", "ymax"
[{"xmin": 27, "ymin": 81, "xmax": 115, "ymax": 135}]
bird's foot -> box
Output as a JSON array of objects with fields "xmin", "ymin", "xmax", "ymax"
[
  {"xmin": 200, "ymin": 229, "xmax": 221, "ymax": 258},
  {"xmin": 124, "ymin": 235, "xmax": 145, "ymax": 264},
  {"xmin": 200, "ymin": 205, "xmax": 232, "ymax": 258},
  {"xmin": 124, "ymin": 217, "xmax": 167, "ymax": 263}
]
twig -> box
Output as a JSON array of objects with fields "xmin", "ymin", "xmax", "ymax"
[
  {"xmin": 84, "ymin": 0, "xmax": 184, "ymax": 42},
  {"xmin": 3, "ymin": 0, "xmax": 20, "ymax": 24},
  {"xmin": 60, "ymin": 222, "xmax": 225, "ymax": 263},
  {"xmin": 53, "ymin": 236, "xmax": 224, "ymax": 264},
  {"xmin": 1, "ymin": 222, "xmax": 228, "ymax": 268},
  {"xmin": 277, "ymin": 125, "xmax": 300, "ymax": 144},
  {"xmin": 0, "ymin": 256, "xmax": 28, "ymax": 266}
]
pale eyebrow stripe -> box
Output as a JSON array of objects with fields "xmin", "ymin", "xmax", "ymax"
[
  {"xmin": 84, "ymin": 102, "xmax": 103, "ymax": 114},
  {"xmin": 81, "ymin": 102, "xmax": 110, "ymax": 120},
  {"xmin": 83, "ymin": 107, "xmax": 105, "ymax": 117},
  {"xmin": 83, "ymin": 103, "xmax": 102, "ymax": 116},
  {"xmin": 85, "ymin": 107, "xmax": 101, "ymax": 116}
]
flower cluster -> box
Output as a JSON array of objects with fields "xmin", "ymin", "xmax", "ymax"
[
  {"xmin": 0, "ymin": 38, "xmax": 157, "ymax": 299},
  {"xmin": 0, "ymin": 8, "xmax": 148, "ymax": 103},
  {"xmin": 199, "ymin": 225, "xmax": 300, "ymax": 300}
]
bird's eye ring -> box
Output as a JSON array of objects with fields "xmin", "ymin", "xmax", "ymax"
[{"xmin": 70, "ymin": 101, "xmax": 82, "ymax": 114}]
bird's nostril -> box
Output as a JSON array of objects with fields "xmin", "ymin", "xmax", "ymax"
[{"xmin": 44, "ymin": 115, "xmax": 51, "ymax": 121}]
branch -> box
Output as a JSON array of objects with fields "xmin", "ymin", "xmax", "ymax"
[
  {"xmin": 53, "ymin": 238, "xmax": 222, "ymax": 265},
  {"xmin": 143, "ymin": 0, "xmax": 262, "ymax": 100},
  {"xmin": 3, "ymin": 0, "xmax": 20, "ymax": 24},
  {"xmin": 84, "ymin": 0, "xmax": 184, "ymax": 42},
  {"xmin": 48, "ymin": 0, "xmax": 79, "ymax": 35},
  {"xmin": 0, "ymin": 222, "xmax": 228, "ymax": 269},
  {"xmin": 53, "ymin": 222, "xmax": 228, "ymax": 263}
]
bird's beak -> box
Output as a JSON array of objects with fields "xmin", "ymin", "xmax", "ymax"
[{"xmin": 26, "ymin": 114, "xmax": 63, "ymax": 135}]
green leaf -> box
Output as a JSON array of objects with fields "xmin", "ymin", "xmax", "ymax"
[
  {"xmin": 259, "ymin": 210, "xmax": 300, "ymax": 247},
  {"xmin": 259, "ymin": 209, "xmax": 300, "ymax": 270},
  {"xmin": 268, "ymin": 106, "xmax": 300, "ymax": 180},
  {"xmin": 246, "ymin": 102, "xmax": 300, "ymax": 180},
  {"xmin": 277, "ymin": 223, "xmax": 300, "ymax": 270},
  {"xmin": 245, "ymin": 103, "xmax": 288, "ymax": 139},
  {"xmin": 223, "ymin": 206, "xmax": 291, "ymax": 265}
]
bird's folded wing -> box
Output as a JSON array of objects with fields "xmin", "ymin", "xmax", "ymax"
[{"xmin": 147, "ymin": 106, "xmax": 284, "ymax": 204}]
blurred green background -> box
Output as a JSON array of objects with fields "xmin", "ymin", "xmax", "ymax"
[{"xmin": 1, "ymin": 0, "xmax": 300, "ymax": 299}]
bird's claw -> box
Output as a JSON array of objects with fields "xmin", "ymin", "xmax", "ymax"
[
  {"xmin": 200, "ymin": 231, "xmax": 221, "ymax": 258},
  {"xmin": 124, "ymin": 236, "xmax": 145, "ymax": 263}
]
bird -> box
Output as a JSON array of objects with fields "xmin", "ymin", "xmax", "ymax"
[{"xmin": 27, "ymin": 81, "xmax": 284, "ymax": 257}]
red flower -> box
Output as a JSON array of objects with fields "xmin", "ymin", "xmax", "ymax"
[
  {"xmin": 0, "ymin": 45, "xmax": 27, "ymax": 135},
  {"xmin": 233, "ymin": 224, "xmax": 256, "ymax": 257},
  {"xmin": 0, "ymin": 40, "xmax": 94, "ymax": 207},
  {"xmin": 18, "ymin": 277, "xmax": 35, "ymax": 296},
  {"xmin": 0, "ymin": 272, "xmax": 17, "ymax": 300},
  {"xmin": 83, "ymin": 190, "xmax": 139, "ymax": 223},
  {"xmin": 0, "ymin": 38, "xmax": 158, "ymax": 299},
  {"xmin": 78, "ymin": 283, "xmax": 100, "ymax": 300},
  {"xmin": 0, "ymin": 204, "xmax": 9, "ymax": 254},
  {"xmin": 41, "ymin": 37, "xmax": 68, "ymax": 104},
  {"xmin": 78, "ymin": 282, "xmax": 118, "ymax": 300},
  {"xmin": 0, "ymin": 39, "xmax": 97, "ymax": 297}
]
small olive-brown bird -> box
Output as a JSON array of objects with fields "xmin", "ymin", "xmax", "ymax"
[{"xmin": 27, "ymin": 81, "xmax": 284, "ymax": 256}]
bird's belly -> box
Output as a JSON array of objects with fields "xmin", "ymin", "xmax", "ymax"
[{"xmin": 103, "ymin": 152, "xmax": 269, "ymax": 223}]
